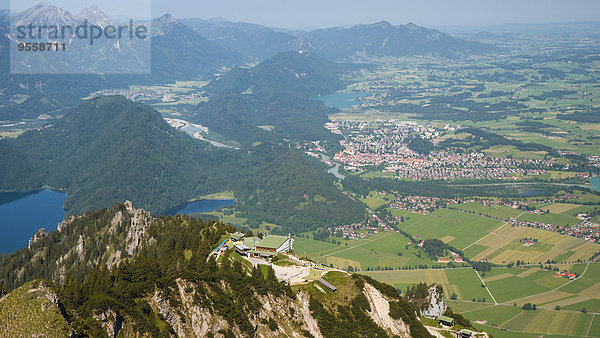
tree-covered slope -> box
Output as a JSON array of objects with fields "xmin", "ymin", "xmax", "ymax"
[
  {"xmin": 0, "ymin": 96, "xmax": 362, "ymax": 230},
  {"xmin": 234, "ymin": 149, "xmax": 364, "ymax": 232},
  {"xmin": 0, "ymin": 95, "xmax": 212, "ymax": 215},
  {"xmin": 194, "ymin": 92, "xmax": 342, "ymax": 148},
  {"xmin": 205, "ymin": 51, "xmax": 347, "ymax": 97}
]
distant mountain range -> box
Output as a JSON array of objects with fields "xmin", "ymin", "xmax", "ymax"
[
  {"xmin": 183, "ymin": 17, "xmax": 496, "ymax": 61},
  {"xmin": 0, "ymin": 4, "xmax": 242, "ymax": 120},
  {"xmin": 151, "ymin": 14, "xmax": 242, "ymax": 79},
  {"xmin": 180, "ymin": 18, "xmax": 302, "ymax": 61},
  {"xmin": 302, "ymin": 21, "xmax": 495, "ymax": 59},
  {"xmin": 6, "ymin": 4, "xmax": 241, "ymax": 77}
]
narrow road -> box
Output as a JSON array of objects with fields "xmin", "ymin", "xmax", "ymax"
[
  {"xmin": 587, "ymin": 313, "xmax": 596, "ymax": 337},
  {"xmin": 475, "ymin": 269, "xmax": 498, "ymax": 304}
]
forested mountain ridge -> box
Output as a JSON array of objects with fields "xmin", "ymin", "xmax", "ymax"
[
  {"xmin": 194, "ymin": 91, "xmax": 342, "ymax": 149},
  {"xmin": 0, "ymin": 96, "xmax": 364, "ymax": 230},
  {"xmin": 180, "ymin": 17, "xmax": 300, "ymax": 61},
  {"xmin": 0, "ymin": 202, "xmax": 437, "ymax": 337},
  {"xmin": 303, "ymin": 21, "xmax": 495, "ymax": 60},
  {"xmin": 205, "ymin": 51, "xmax": 347, "ymax": 97},
  {"xmin": 0, "ymin": 96, "xmax": 211, "ymax": 215}
]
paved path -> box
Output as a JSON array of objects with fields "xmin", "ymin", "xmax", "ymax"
[{"xmin": 474, "ymin": 269, "xmax": 498, "ymax": 304}]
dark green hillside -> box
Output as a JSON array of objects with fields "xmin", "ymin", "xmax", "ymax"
[
  {"xmin": 0, "ymin": 95, "xmax": 212, "ymax": 215},
  {"xmin": 195, "ymin": 92, "xmax": 342, "ymax": 148},
  {"xmin": 234, "ymin": 149, "xmax": 364, "ymax": 232},
  {"xmin": 206, "ymin": 51, "xmax": 347, "ymax": 97},
  {"xmin": 0, "ymin": 96, "xmax": 361, "ymax": 230},
  {"xmin": 194, "ymin": 93, "xmax": 279, "ymax": 147}
]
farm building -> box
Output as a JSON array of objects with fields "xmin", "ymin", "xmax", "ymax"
[{"xmin": 554, "ymin": 270, "xmax": 577, "ymax": 279}]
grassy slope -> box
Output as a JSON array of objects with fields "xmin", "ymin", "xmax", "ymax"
[{"xmin": 0, "ymin": 280, "xmax": 70, "ymax": 337}]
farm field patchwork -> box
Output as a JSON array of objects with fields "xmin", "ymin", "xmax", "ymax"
[
  {"xmin": 465, "ymin": 224, "xmax": 599, "ymax": 264},
  {"xmin": 458, "ymin": 302, "xmax": 599, "ymax": 337},
  {"xmin": 294, "ymin": 232, "xmax": 433, "ymax": 270},
  {"xmin": 363, "ymin": 268, "xmax": 490, "ymax": 302},
  {"xmin": 399, "ymin": 208, "xmax": 503, "ymax": 249}
]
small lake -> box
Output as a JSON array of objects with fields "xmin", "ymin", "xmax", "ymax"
[
  {"xmin": 312, "ymin": 92, "xmax": 365, "ymax": 109},
  {"xmin": 590, "ymin": 177, "xmax": 600, "ymax": 192},
  {"xmin": 0, "ymin": 189, "xmax": 66, "ymax": 254},
  {"xmin": 168, "ymin": 199, "xmax": 236, "ymax": 216}
]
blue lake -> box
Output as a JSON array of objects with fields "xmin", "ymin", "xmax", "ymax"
[
  {"xmin": 312, "ymin": 92, "xmax": 365, "ymax": 109},
  {"xmin": 168, "ymin": 199, "xmax": 236, "ymax": 216},
  {"xmin": 0, "ymin": 189, "xmax": 66, "ymax": 254},
  {"xmin": 590, "ymin": 177, "xmax": 600, "ymax": 192},
  {"xmin": 0, "ymin": 191, "xmax": 235, "ymax": 253}
]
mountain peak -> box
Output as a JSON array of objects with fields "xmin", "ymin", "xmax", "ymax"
[
  {"xmin": 373, "ymin": 20, "xmax": 393, "ymax": 28},
  {"xmin": 207, "ymin": 16, "xmax": 230, "ymax": 23},
  {"xmin": 14, "ymin": 3, "xmax": 79, "ymax": 27},
  {"xmin": 155, "ymin": 13, "xmax": 182, "ymax": 30},
  {"xmin": 405, "ymin": 22, "xmax": 421, "ymax": 30},
  {"xmin": 77, "ymin": 5, "xmax": 111, "ymax": 27}
]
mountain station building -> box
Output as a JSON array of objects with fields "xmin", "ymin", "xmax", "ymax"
[{"xmin": 230, "ymin": 232, "xmax": 294, "ymax": 259}]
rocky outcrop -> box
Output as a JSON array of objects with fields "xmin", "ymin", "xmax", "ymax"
[
  {"xmin": 28, "ymin": 228, "xmax": 47, "ymax": 249},
  {"xmin": 92, "ymin": 308, "xmax": 123, "ymax": 338},
  {"xmin": 151, "ymin": 289, "xmax": 188, "ymax": 336},
  {"xmin": 363, "ymin": 283, "xmax": 411, "ymax": 337},
  {"xmin": 124, "ymin": 200, "xmax": 152, "ymax": 256},
  {"xmin": 76, "ymin": 235, "xmax": 85, "ymax": 260},
  {"xmin": 296, "ymin": 291, "xmax": 322, "ymax": 338},
  {"xmin": 149, "ymin": 279, "xmax": 230, "ymax": 337},
  {"xmin": 420, "ymin": 285, "xmax": 446, "ymax": 319}
]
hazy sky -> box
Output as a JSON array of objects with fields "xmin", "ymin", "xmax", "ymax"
[{"xmin": 6, "ymin": 0, "xmax": 600, "ymax": 29}]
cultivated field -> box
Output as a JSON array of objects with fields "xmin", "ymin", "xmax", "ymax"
[
  {"xmin": 363, "ymin": 268, "xmax": 490, "ymax": 302},
  {"xmin": 294, "ymin": 232, "xmax": 433, "ymax": 270},
  {"xmin": 463, "ymin": 224, "xmax": 599, "ymax": 264},
  {"xmin": 399, "ymin": 208, "xmax": 503, "ymax": 249}
]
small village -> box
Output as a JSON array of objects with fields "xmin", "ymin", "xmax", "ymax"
[
  {"xmin": 327, "ymin": 119, "xmax": 570, "ymax": 182},
  {"xmin": 509, "ymin": 218, "xmax": 600, "ymax": 244}
]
